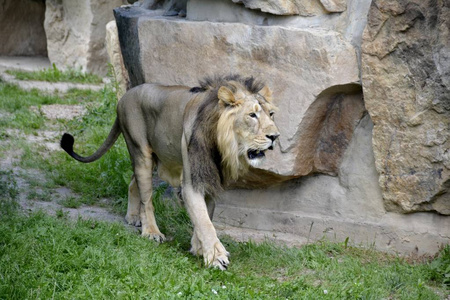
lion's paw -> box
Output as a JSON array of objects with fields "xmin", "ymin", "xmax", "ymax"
[
  {"xmin": 208, "ymin": 254, "xmax": 230, "ymax": 271},
  {"xmin": 125, "ymin": 214, "xmax": 141, "ymax": 227},
  {"xmin": 203, "ymin": 241, "xmax": 230, "ymax": 271},
  {"xmin": 142, "ymin": 232, "xmax": 166, "ymax": 243}
]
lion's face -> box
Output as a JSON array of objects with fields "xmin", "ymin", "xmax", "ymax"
[
  {"xmin": 233, "ymin": 94, "xmax": 280, "ymax": 167},
  {"xmin": 217, "ymin": 82, "xmax": 280, "ymax": 178}
]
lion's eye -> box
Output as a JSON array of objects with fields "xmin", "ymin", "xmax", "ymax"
[
  {"xmin": 269, "ymin": 111, "xmax": 275, "ymax": 117},
  {"xmin": 249, "ymin": 113, "xmax": 257, "ymax": 118}
]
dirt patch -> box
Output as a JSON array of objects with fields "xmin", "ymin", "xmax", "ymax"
[
  {"xmin": 5, "ymin": 128, "xmax": 60, "ymax": 152},
  {"xmin": 32, "ymin": 104, "xmax": 87, "ymax": 120},
  {"xmin": 3, "ymin": 153, "xmax": 124, "ymax": 224},
  {"xmin": 21, "ymin": 194, "xmax": 124, "ymax": 224}
]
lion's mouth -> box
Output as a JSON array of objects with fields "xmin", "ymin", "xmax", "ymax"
[{"xmin": 247, "ymin": 149, "xmax": 266, "ymax": 160}]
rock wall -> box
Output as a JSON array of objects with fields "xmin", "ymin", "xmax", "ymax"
[
  {"xmin": 113, "ymin": 0, "xmax": 450, "ymax": 255},
  {"xmin": 0, "ymin": 0, "xmax": 47, "ymax": 56},
  {"xmin": 105, "ymin": 21, "xmax": 129, "ymax": 99},
  {"xmin": 216, "ymin": 115, "xmax": 448, "ymax": 255},
  {"xmin": 362, "ymin": 0, "xmax": 450, "ymax": 215},
  {"xmin": 44, "ymin": 0, "xmax": 125, "ymax": 76}
]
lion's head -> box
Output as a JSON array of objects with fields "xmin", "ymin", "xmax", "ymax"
[
  {"xmin": 188, "ymin": 75, "xmax": 280, "ymax": 193},
  {"xmin": 215, "ymin": 79, "xmax": 280, "ymax": 180}
]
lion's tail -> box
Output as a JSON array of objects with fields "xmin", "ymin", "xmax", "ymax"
[{"xmin": 60, "ymin": 118, "xmax": 121, "ymax": 163}]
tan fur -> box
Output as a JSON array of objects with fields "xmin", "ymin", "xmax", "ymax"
[
  {"xmin": 217, "ymin": 108, "xmax": 243, "ymax": 180},
  {"xmin": 61, "ymin": 76, "xmax": 280, "ymax": 270}
]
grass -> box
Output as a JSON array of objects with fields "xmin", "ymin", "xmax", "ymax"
[
  {"xmin": 0, "ymin": 73, "xmax": 449, "ymax": 299},
  {"xmin": 0, "ymin": 80, "xmax": 103, "ymax": 134},
  {"xmin": 6, "ymin": 64, "xmax": 103, "ymax": 84},
  {"xmin": 27, "ymin": 189, "xmax": 52, "ymax": 202},
  {"xmin": 59, "ymin": 196, "xmax": 83, "ymax": 209},
  {"xmin": 1, "ymin": 191, "xmax": 449, "ymax": 299},
  {"xmin": 0, "ymin": 76, "xmax": 130, "ymax": 207}
]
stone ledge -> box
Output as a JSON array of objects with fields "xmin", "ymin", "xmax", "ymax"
[
  {"xmin": 215, "ymin": 205, "xmax": 450, "ymax": 256},
  {"xmin": 215, "ymin": 223, "xmax": 309, "ymax": 248}
]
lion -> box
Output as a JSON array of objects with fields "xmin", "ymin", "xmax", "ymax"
[{"xmin": 60, "ymin": 75, "xmax": 280, "ymax": 270}]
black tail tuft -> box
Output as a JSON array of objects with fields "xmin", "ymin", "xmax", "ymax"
[{"xmin": 60, "ymin": 133, "xmax": 75, "ymax": 154}]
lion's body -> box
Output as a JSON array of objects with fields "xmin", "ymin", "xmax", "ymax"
[
  {"xmin": 61, "ymin": 75, "xmax": 279, "ymax": 269},
  {"xmin": 118, "ymin": 84, "xmax": 191, "ymax": 187}
]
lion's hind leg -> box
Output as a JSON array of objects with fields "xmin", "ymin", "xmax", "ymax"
[
  {"xmin": 132, "ymin": 147, "xmax": 166, "ymax": 243},
  {"xmin": 125, "ymin": 176, "xmax": 141, "ymax": 227}
]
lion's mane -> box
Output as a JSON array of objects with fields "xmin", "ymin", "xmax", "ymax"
[{"xmin": 187, "ymin": 75, "xmax": 266, "ymax": 196}]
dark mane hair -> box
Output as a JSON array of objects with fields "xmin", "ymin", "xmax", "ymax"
[{"xmin": 189, "ymin": 74, "xmax": 265, "ymax": 94}]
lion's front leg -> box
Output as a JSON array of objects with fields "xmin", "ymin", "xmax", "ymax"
[
  {"xmin": 183, "ymin": 186, "xmax": 230, "ymax": 270},
  {"xmin": 189, "ymin": 195, "xmax": 216, "ymax": 256}
]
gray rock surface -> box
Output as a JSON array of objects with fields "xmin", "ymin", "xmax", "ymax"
[
  {"xmin": 320, "ymin": 0, "xmax": 346, "ymax": 13},
  {"xmin": 0, "ymin": 56, "xmax": 51, "ymax": 72},
  {"xmin": 217, "ymin": 115, "xmax": 450, "ymax": 255},
  {"xmin": 361, "ymin": 0, "xmax": 450, "ymax": 215},
  {"xmin": 106, "ymin": 21, "xmax": 130, "ymax": 99},
  {"xmin": 231, "ymin": 0, "xmax": 326, "ymax": 16},
  {"xmin": 44, "ymin": 0, "xmax": 125, "ymax": 76},
  {"xmin": 186, "ymin": 0, "xmax": 371, "ymax": 60},
  {"xmin": 230, "ymin": 0, "xmax": 346, "ymax": 16}
]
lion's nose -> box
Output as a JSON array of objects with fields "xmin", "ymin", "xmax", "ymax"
[{"xmin": 266, "ymin": 134, "xmax": 280, "ymax": 142}]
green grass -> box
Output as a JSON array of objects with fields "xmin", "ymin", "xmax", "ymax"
[
  {"xmin": 0, "ymin": 80, "xmax": 103, "ymax": 133},
  {"xmin": 0, "ymin": 73, "xmax": 131, "ymax": 208},
  {"xmin": 27, "ymin": 189, "xmax": 52, "ymax": 202},
  {"xmin": 6, "ymin": 64, "xmax": 103, "ymax": 84},
  {"xmin": 59, "ymin": 196, "xmax": 83, "ymax": 209},
  {"xmin": 1, "ymin": 194, "xmax": 449, "ymax": 299},
  {"xmin": 0, "ymin": 74, "xmax": 130, "ymax": 210},
  {"xmin": 0, "ymin": 77, "xmax": 449, "ymax": 299},
  {"xmin": 0, "ymin": 170, "xmax": 19, "ymax": 204}
]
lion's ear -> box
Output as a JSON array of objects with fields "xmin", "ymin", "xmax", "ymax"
[
  {"xmin": 218, "ymin": 86, "xmax": 238, "ymax": 106},
  {"xmin": 259, "ymin": 85, "xmax": 273, "ymax": 102}
]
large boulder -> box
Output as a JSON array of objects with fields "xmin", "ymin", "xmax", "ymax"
[
  {"xmin": 361, "ymin": 0, "xmax": 450, "ymax": 214},
  {"xmin": 44, "ymin": 0, "xmax": 125, "ymax": 76}
]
